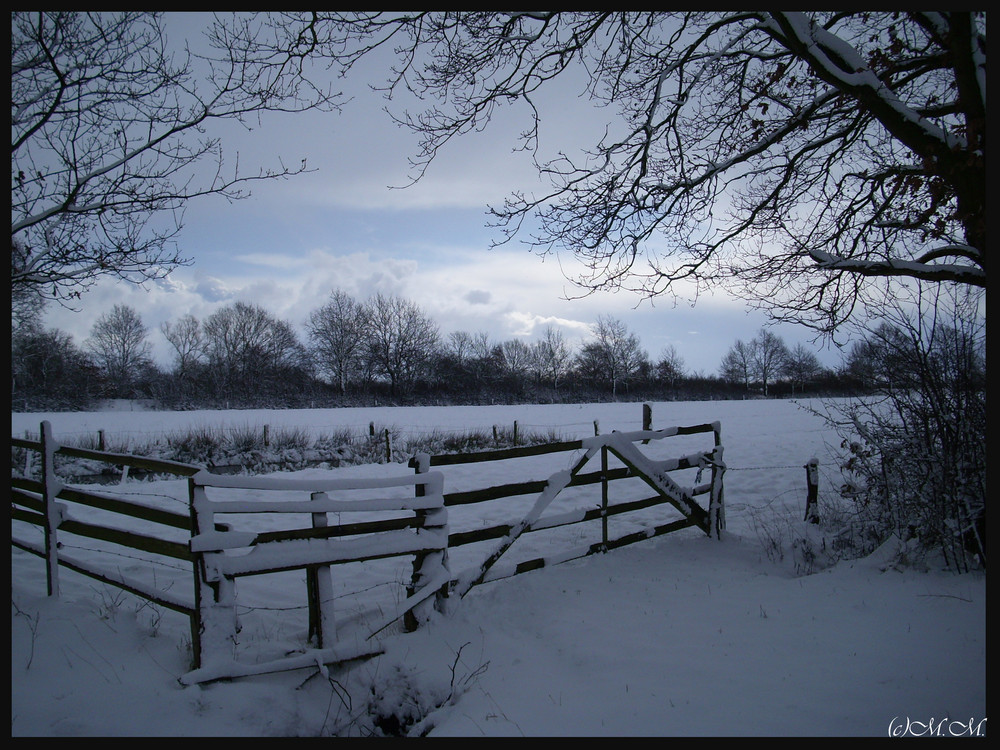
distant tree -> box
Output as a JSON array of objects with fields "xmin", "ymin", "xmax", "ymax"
[
  {"xmin": 308, "ymin": 290, "xmax": 368, "ymax": 393},
  {"xmin": 499, "ymin": 339, "xmax": 534, "ymax": 381},
  {"xmin": 749, "ymin": 329, "xmax": 789, "ymax": 397},
  {"xmin": 532, "ymin": 326, "xmax": 573, "ymax": 390},
  {"xmin": 365, "ymin": 293, "xmax": 440, "ymax": 396},
  {"xmin": 840, "ymin": 336, "xmax": 884, "ymax": 391},
  {"xmin": 468, "ymin": 330, "xmax": 501, "ymax": 387},
  {"xmin": 11, "ymin": 322, "xmax": 96, "ymax": 408},
  {"xmin": 203, "ymin": 301, "xmax": 308, "ymax": 401},
  {"xmin": 719, "ymin": 339, "xmax": 755, "ymax": 393},
  {"xmin": 581, "ymin": 315, "xmax": 645, "ymax": 396},
  {"xmin": 11, "ymin": 11, "xmax": 340, "ymax": 307},
  {"xmin": 783, "ymin": 343, "xmax": 823, "ymax": 393},
  {"xmin": 85, "ymin": 304, "xmax": 153, "ymax": 397},
  {"xmin": 160, "ymin": 314, "xmax": 206, "ymax": 381},
  {"xmin": 444, "ymin": 331, "xmax": 475, "ymax": 367},
  {"xmin": 655, "ymin": 344, "xmax": 687, "ymax": 388}
]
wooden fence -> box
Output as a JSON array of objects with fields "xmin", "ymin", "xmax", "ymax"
[{"xmin": 11, "ymin": 413, "xmax": 726, "ymax": 684}]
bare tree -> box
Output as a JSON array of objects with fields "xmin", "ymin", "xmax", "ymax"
[
  {"xmin": 783, "ymin": 343, "xmax": 823, "ymax": 393},
  {"xmin": 719, "ymin": 339, "xmax": 755, "ymax": 393},
  {"xmin": 11, "ymin": 12, "xmax": 340, "ymax": 306},
  {"xmin": 202, "ymin": 301, "xmax": 307, "ymax": 400},
  {"xmin": 12, "ymin": 320, "xmax": 97, "ymax": 407},
  {"xmin": 365, "ymin": 292, "xmax": 440, "ymax": 396},
  {"xmin": 532, "ymin": 326, "xmax": 573, "ymax": 390},
  {"xmin": 582, "ymin": 315, "xmax": 645, "ymax": 397},
  {"xmin": 749, "ymin": 328, "xmax": 789, "ymax": 397},
  {"xmin": 827, "ymin": 284, "xmax": 985, "ymax": 569},
  {"xmin": 308, "ymin": 289, "xmax": 367, "ymax": 393},
  {"xmin": 85, "ymin": 304, "xmax": 152, "ymax": 397},
  {"xmin": 499, "ymin": 338, "xmax": 533, "ymax": 381},
  {"xmin": 160, "ymin": 314, "xmax": 206, "ymax": 380},
  {"xmin": 278, "ymin": 12, "xmax": 985, "ymax": 333},
  {"xmin": 655, "ymin": 344, "xmax": 687, "ymax": 388}
]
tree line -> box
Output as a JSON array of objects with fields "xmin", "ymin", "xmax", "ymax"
[{"xmin": 13, "ymin": 289, "xmax": 874, "ymax": 411}]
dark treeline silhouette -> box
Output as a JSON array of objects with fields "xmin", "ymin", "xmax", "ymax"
[{"xmin": 12, "ymin": 291, "xmax": 867, "ymax": 412}]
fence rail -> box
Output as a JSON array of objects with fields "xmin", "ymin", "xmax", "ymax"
[{"xmin": 12, "ymin": 408, "xmax": 726, "ymax": 684}]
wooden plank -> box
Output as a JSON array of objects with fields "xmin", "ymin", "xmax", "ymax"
[
  {"xmin": 52, "ymin": 445, "xmax": 201, "ymax": 476},
  {"xmin": 57, "ymin": 517, "xmax": 194, "ymax": 561},
  {"xmin": 417, "ymin": 439, "xmax": 585, "ymax": 467},
  {"xmin": 55, "ymin": 485, "xmax": 191, "ymax": 530}
]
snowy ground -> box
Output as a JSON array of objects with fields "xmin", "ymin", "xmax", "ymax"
[{"xmin": 10, "ymin": 400, "xmax": 987, "ymax": 737}]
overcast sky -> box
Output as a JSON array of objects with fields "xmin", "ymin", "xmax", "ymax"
[{"xmin": 38, "ymin": 13, "xmax": 846, "ymax": 378}]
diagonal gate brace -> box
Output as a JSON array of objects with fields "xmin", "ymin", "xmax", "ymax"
[
  {"xmin": 452, "ymin": 444, "xmax": 600, "ymax": 599},
  {"xmin": 604, "ymin": 436, "xmax": 711, "ymax": 535}
]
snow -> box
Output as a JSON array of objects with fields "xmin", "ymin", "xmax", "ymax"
[{"xmin": 11, "ymin": 399, "xmax": 986, "ymax": 737}]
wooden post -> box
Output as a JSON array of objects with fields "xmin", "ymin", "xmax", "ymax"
[
  {"xmin": 594, "ymin": 420, "xmax": 600, "ymax": 436},
  {"xmin": 23, "ymin": 430, "xmax": 33, "ymax": 476},
  {"xmin": 188, "ymin": 475, "xmax": 240, "ymax": 671},
  {"xmin": 642, "ymin": 403, "xmax": 652, "ymax": 444},
  {"xmin": 406, "ymin": 454, "xmax": 449, "ymax": 631},
  {"xmin": 804, "ymin": 457, "xmax": 819, "ymax": 524},
  {"xmin": 709, "ymin": 423, "xmax": 726, "ymax": 539},
  {"xmin": 600, "ymin": 445, "xmax": 609, "ymax": 551},
  {"xmin": 384, "ymin": 428, "xmax": 392, "ymax": 462},
  {"xmin": 263, "ymin": 424, "xmax": 270, "ymax": 447},
  {"xmin": 306, "ymin": 492, "xmax": 336, "ymax": 647},
  {"xmin": 513, "ymin": 420, "xmax": 519, "ymax": 445},
  {"xmin": 98, "ymin": 429, "xmax": 106, "ymax": 452},
  {"xmin": 493, "ymin": 425, "xmax": 499, "ymax": 444},
  {"xmin": 40, "ymin": 421, "xmax": 60, "ymax": 597}
]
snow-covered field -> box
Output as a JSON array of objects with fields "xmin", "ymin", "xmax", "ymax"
[{"xmin": 10, "ymin": 399, "xmax": 987, "ymax": 737}]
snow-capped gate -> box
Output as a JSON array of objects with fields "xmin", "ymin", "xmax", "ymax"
[{"xmin": 412, "ymin": 422, "xmax": 726, "ymax": 601}]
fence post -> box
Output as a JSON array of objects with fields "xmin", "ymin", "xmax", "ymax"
[
  {"xmin": 804, "ymin": 457, "xmax": 819, "ymax": 524},
  {"xmin": 40, "ymin": 421, "xmax": 61, "ymax": 597},
  {"xmin": 708, "ymin": 423, "xmax": 726, "ymax": 539},
  {"xmin": 263, "ymin": 424, "xmax": 270, "ymax": 448},
  {"xmin": 600, "ymin": 444, "xmax": 609, "ymax": 551},
  {"xmin": 306, "ymin": 492, "xmax": 337, "ymax": 647},
  {"xmin": 594, "ymin": 420, "xmax": 600, "ymax": 436},
  {"xmin": 384, "ymin": 428, "xmax": 392, "ymax": 462},
  {"xmin": 642, "ymin": 403, "xmax": 652, "ymax": 444},
  {"xmin": 406, "ymin": 454, "xmax": 449, "ymax": 631},
  {"xmin": 188, "ymin": 475, "xmax": 240, "ymax": 671}
]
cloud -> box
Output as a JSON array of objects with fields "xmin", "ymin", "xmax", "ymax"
[
  {"xmin": 504, "ymin": 311, "xmax": 593, "ymax": 339},
  {"xmin": 464, "ymin": 290, "xmax": 492, "ymax": 305},
  {"xmin": 193, "ymin": 276, "xmax": 234, "ymax": 302}
]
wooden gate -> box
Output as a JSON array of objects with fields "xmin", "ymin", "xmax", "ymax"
[{"xmin": 414, "ymin": 423, "xmax": 726, "ymax": 599}]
